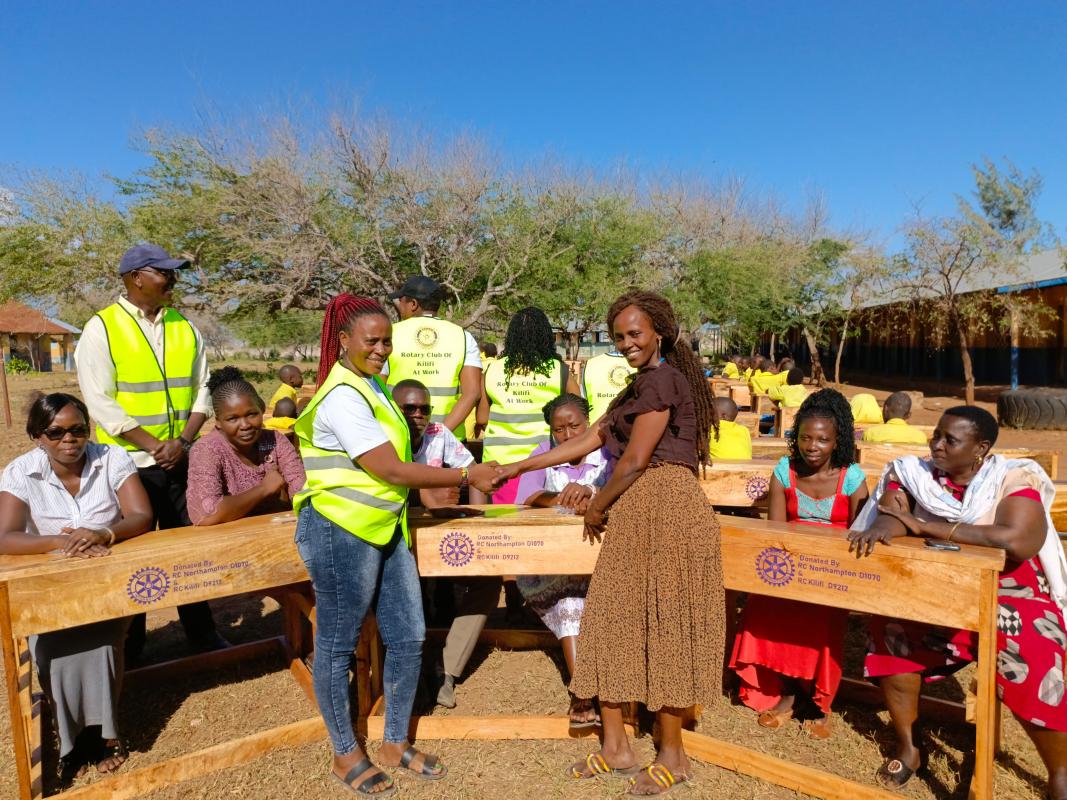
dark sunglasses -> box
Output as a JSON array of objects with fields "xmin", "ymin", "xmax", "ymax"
[
  {"xmin": 138, "ymin": 266, "xmax": 176, "ymax": 280},
  {"xmin": 400, "ymin": 404, "xmax": 432, "ymax": 415},
  {"xmin": 42, "ymin": 425, "xmax": 90, "ymax": 441}
]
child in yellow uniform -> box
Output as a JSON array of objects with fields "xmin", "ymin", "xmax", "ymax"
[
  {"xmin": 768, "ymin": 368, "xmax": 808, "ymax": 408},
  {"xmin": 267, "ymin": 364, "xmax": 303, "ymax": 410},
  {"xmin": 748, "ymin": 357, "xmax": 781, "ymax": 395},
  {"xmin": 708, "ymin": 397, "xmax": 753, "ymax": 461},
  {"xmin": 860, "ymin": 392, "xmax": 928, "ymax": 444},
  {"xmin": 849, "ymin": 393, "xmax": 883, "ymax": 425},
  {"xmin": 722, "ymin": 355, "xmax": 741, "ymax": 379},
  {"xmin": 263, "ymin": 397, "xmax": 298, "ymax": 431}
]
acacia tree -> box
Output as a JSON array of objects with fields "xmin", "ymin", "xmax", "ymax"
[
  {"xmin": 517, "ymin": 195, "xmax": 658, "ymax": 358},
  {"xmin": 887, "ymin": 161, "xmax": 1056, "ymax": 404},
  {"xmin": 0, "ymin": 174, "xmax": 130, "ymax": 307},
  {"xmin": 959, "ymin": 159, "xmax": 1061, "ymax": 389},
  {"xmin": 832, "ymin": 247, "xmax": 892, "ymax": 384}
]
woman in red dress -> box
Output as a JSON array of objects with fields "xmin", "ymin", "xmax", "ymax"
[{"xmin": 729, "ymin": 389, "xmax": 869, "ymax": 738}]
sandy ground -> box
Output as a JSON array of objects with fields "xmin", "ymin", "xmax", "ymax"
[{"xmin": 0, "ymin": 365, "xmax": 1060, "ymax": 798}]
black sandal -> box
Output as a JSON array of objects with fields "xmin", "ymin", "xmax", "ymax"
[
  {"xmin": 876, "ymin": 754, "xmax": 922, "ymax": 790},
  {"xmin": 396, "ymin": 745, "xmax": 447, "ymax": 780},
  {"xmin": 331, "ymin": 757, "xmax": 397, "ymax": 797},
  {"xmin": 58, "ymin": 755, "xmax": 89, "ymax": 786},
  {"xmin": 95, "ymin": 738, "xmax": 128, "ymax": 774}
]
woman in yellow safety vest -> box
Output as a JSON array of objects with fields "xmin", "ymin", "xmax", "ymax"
[
  {"xmin": 293, "ymin": 294, "xmax": 500, "ymax": 797},
  {"xmin": 476, "ymin": 307, "xmax": 580, "ymax": 503}
]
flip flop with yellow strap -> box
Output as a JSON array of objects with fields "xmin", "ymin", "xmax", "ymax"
[
  {"xmin": 628, "ymin": 763, "xmax": 690, "ymax": 795},
  {"xmin": 567, "ymin": 752, "xmax": 641, "ymax": 779}
]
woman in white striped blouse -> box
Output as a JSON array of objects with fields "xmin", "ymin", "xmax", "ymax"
[{"xmin": 0, "ymin": 393, "xmax": 153, "ymax": 783}]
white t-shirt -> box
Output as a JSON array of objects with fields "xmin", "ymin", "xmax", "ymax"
[
  {"xmin": 412, "ymin": 424, "xmax": 475, "ymax": 469},
  {"xmin": 0, "ymin": 443, "xmax": 137, "ymax": 535},
  {"xmin": 312, "ymin": 380, "xmax": 391, "ymax": 460}
]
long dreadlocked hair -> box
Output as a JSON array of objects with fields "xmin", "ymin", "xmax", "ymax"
[
  {"xmin": 317, "ymin": 293, "xmax": 390, "ymax": 386},
  {"xmin": 502, "ymin": 306, "xmax": 560, "ymax": 388},
  {"xmin": 605, "ymin": 291, "xmax": 718, "ymax": 468},
  {"xmin": 788, "ymin": 388, "xmax": 857, "ymax": 470},
  {"xmin": 207, "ymin": 366, "xmax": 263, "ymax": 415}
]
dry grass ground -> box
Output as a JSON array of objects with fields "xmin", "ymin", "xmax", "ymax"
[{"xmin": 0, "ymin": 365, "xmax": 1061, "ymax": 798}]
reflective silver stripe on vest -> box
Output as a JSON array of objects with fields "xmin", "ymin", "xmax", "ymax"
[
  {"xmin": 303, "ymin": 455, "xmax": 361, "ymax": 472},
  {"xmin": 133, "ymin": 410, "xmax": 191, "ymax": 426},
  {"xmin": 487, "ymin": 411, "xmax": 544, "ymax": 424},
  {"xmin": 425, "ymin": 386, "xmax": 459, "ymax": 397},
  {"xmin": 483, "ymin": 435, "xmax": 550, "ymax": 447},
  {"xmin": 116, "ymin": 377, "xmax": 195, "ymax": 392},
  {"xmin": 328, "ymin": 486, "xmax": 405, "ymax": 513}
]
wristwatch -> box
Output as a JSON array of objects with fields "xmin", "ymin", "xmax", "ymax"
[{"xmin": 179, "ymin": 438, "xmax": 193, "ymax": 454}]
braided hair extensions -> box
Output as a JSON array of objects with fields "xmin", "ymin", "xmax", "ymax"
[
  {"xmin": 317, "ymin": 294, "xmax": 390, "ymax": 386},
  {"xmin": 606, "ymin": 291, "xmax": 718, "ymax": 468}
]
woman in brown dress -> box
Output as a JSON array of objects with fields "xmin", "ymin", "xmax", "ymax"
[{"xmin": 497, "ymin": 291, "xmax": 725, "ymax": 796}]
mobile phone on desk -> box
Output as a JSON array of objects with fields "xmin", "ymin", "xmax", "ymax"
[{"xmin": 924, "ymin": 539, "xmax": 961, "ymax": 552}]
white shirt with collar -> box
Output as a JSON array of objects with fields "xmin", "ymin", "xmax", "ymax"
[
  {"xmin": 75, "ymin": 295, "xmax": 213, "ymax": 469},
  {"xmin": 0, "ymin": 443, "xmax": 137, "ymax": 536}
]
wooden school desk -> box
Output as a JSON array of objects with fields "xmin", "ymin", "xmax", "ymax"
[
  {"xmin": 410, "ymin": 506, "xmax": 1006, "ymax": 800},
  {"xmin": 0, "ymin": 516, "xmax": 316, "ymax": 800},
  {"xmin": 2, "ymin": 496, "xmax": 1054, "ymax": 799}
]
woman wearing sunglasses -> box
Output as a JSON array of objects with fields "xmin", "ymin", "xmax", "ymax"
[{"xmin": 0, "ymin": 393, "xmax": 153, "ymax": 783}]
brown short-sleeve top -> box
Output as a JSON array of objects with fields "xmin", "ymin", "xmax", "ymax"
[{"xmin": 602, "ymin": 364, "xmax": 697, "ymax": 470}]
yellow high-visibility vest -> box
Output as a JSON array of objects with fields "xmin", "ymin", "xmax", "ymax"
[
  {"xmin": 581, "ymin": 353, "xmax": 636, "ymax": 422},
  {"xmin": 483, "ymin": 358, "xmax": 564, "ymax": 464},
  {"xmin": 94, "ymin": 303, "xmax": 197, "ymax": 450},
  {"xmin": 386, "ymin": 316, "xmax": 467, "ymax": 428},
  {"xmin": 294, "ymin": 362, "xmax": 412, "ymax": 546}
]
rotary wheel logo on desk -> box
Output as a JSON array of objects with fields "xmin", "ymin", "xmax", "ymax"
[
  {"xmin": 745, "ymin": 475, "xmax": 770, "ymax": 500},
  {"xmin": 755, "ymin": 547, "xmax": 795, "ymax": 588},
  {"xmin": 440, "ymin": 532, "xmax": 474, "ymax": 568},
  {"xmin": 126, "ymin": 566, "xmax": 171, "ymax": 606}
]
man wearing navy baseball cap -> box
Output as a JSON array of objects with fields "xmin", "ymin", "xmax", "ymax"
[{"xmin": 75, "ymin": 244, "xmax": 229, "ymax": 658}]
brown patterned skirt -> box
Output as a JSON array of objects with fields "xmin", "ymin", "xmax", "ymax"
[{"xmin": 569, "ymin": 463, "xmax": 725, "ymax": 711}]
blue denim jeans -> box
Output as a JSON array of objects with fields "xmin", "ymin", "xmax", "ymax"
[{"xmin": 295, "ymin": 502, "xmax": 425, "ymax": 753}]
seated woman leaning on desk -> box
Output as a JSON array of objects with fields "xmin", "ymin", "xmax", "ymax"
[
  {"xmin": 186, "ymin": 366, "xmax": 306, "ymax": 526},
  {"xmin": 849, "ymin": 406, "xmax": 1067, "ymax": 797},
  {"xmin": 0, "ymin": 393, "xmax": 153, "ymax": 783}
]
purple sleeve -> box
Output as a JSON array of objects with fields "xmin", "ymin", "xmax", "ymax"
[
  {"xmin": 186, "ymin": 437, "xmax": 225, "ymax": 525},
  {"xmin": 514, "ymin": 441, "xmax": 551, "ymax": 505},
  {"xmin": 271, "ymin": 432, "xmax": 307, "ymax": 497}
]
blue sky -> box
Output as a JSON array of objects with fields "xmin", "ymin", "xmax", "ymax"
[{"xmin": 2, "ymin": 1, "xmax": 1065, "ymax": 248}]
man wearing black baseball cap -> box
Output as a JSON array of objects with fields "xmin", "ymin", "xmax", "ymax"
[
  {"xmin": 385, "ymin": 275, "xmax": 482, "ymax": 437},
  {"xmin": 75, "ymin": 244, "xmax": 229, "ymax": 658}
]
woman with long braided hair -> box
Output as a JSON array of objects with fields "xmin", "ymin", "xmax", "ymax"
[
  {"xmin": 476, "ymin": 306, "xmax": 580, "ymax": 503},
  {"xmin": 185, "ymin": 367, "xmax": 306, "ymax": 526},
  {"xmin": 496, "ymin": 291, "xmax": 724, "ymax": 796},
  {"xmin": 293, "ymin": 294, "xmax": 501, "ymax": 797}
]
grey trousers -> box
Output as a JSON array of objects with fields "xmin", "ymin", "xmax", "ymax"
[{"xmin": 442, "ymin": 578, "xmax": 503, "ymax": 678}]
